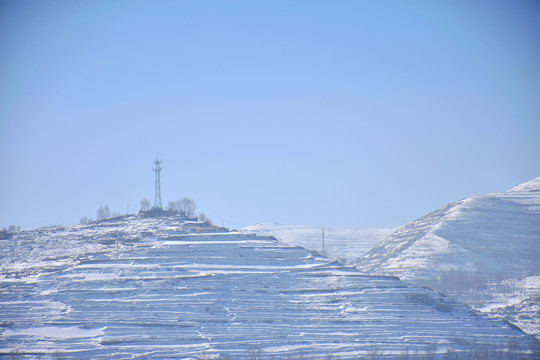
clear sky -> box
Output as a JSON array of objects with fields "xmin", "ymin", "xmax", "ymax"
[{"xmin": 1, "ymin": 0, "xmax": 539, "ymax": 230}]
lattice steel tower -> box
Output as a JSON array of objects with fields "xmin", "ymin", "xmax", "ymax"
[{"xmin": 153, "ymin": 159, "xmax": 163, "ymax": 209}]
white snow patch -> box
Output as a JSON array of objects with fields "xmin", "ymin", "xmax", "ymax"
[
  {"xmin": 243, "ymin": 223, "xmax": 395, "ymax": 263},
  {"xmin": 509, "ymin": 177, "xmax": 540, "ymax": 192},
  {"xmin": 3, "ymin": 326, "xmax": 105, "ymax": 339}
]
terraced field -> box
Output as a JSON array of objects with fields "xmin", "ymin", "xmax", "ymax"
[
  {"xmin": 243, "ymin": 223, "xmax": 395, "ymax": 264},
  {"xmin": 356, "ymin": 178, "xmax": 540, "ymax": 340},
  {"xmin": 0, "ymin": 218, "xmax": 537, "ymax": 358}
]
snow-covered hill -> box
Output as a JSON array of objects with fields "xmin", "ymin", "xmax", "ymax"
[
  {"xmin": 510, "ymin": 177, "xmax": 540, "ymax": 193},
  {"xmin": 355, "ymin": 177, "xmax": 540, "ymax": 339},
  {"xmin": 2, "ymin": 216, "xmax": 538, "ymax": 358},
  {"xmin": 243, "ymin": 223, "xmax": 395, "ymax": 264}
]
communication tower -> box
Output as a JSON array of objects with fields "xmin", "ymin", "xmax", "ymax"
[{"xmin": 153, "ymin": 159, "xmax": 163, "ymax": 209}]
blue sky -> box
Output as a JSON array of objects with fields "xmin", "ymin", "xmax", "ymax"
[{"xmin": 1, "ymin": 0, "xmax": 539, "ymax": 230}]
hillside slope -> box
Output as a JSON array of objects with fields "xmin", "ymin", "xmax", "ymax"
[
  {"xmin": 243, "ymin": 223, "xmax": 395, "ymax": 264},
  {"xmin": 1, "ymin": 216, "xmax": 538, "ymax": 358},
  {"xmin": 355, "ymin": 177, "xmax": 540, "ymax": 339}
]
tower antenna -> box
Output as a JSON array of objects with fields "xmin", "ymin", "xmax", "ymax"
[{"xmin": 153, "ymin": 159, "xmax": 163, "ymax": 209}]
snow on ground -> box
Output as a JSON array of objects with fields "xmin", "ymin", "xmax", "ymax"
[
  {"xmin": 241, "ymin": 178, "xmax": 540, "ymax": 341},
  {"xmin": 0, "ymin": 216, "xmax": 227, "ymax": 283},
  {"xmin": 0, "ymin": 215, "xmax": 158, "ymax": 282},
  {"xmin": 1, "ymin": 216, "xmax": 538, "ymax": 358},
  {"xmin": 510, "ymin": 177, "xmax": 540, "ymax": 192},
  {"xmin": 355, "ymin": 177, "xmax": 540, "ymax": 340},
  {"xmin": 479, "ymin": 276, "xmax": 540, "ymax": 313},
  {"xmin": 3, "ymin": 326, "xmax": 106, "ymax": 339},
  {"xmin": 243, "ymin": 223, "xmax": 395, "ymax": 265}
]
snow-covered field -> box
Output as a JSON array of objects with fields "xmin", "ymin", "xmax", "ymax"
[
  {"xmin": 0, "ymin": 217, "xmax": 156, "ymax": 283},
  {"xmin": 243, "ymin": 178, "xmax": 540, "ymax": 342},
  {"xmin": 1, "ymin": 216, "xmax": 538, "ymax": 358},
  {"xmin": 355, "ymin": 177, "xmax": 540, "ymax": 340},
  {"xmin": 243, "ymin": 223, "xmax": 395, "ymax": 265}
]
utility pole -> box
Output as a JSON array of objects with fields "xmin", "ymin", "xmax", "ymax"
[
  {"xmin": 322, "ymin": 228, "xmax": 325, "ymax": 257},
  {"xmin": 153, "ymin": 159, "xmax": 163, "ymax": 209}
]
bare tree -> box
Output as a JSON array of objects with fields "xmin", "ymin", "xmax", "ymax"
[
  {"xmin": 167, "ymin": 201, "xmax": 178, "ymax": 212},
  {"xmin": 0, "ymin": 228, "xmax": 10, "ymax": 239},
  {"xmin": 140, "ymin": 198, "xmax": 151, "ymax": 212},
  {"xmin": 198, "ymin": 212, "xmax": 213, "ymax": 225},
  {"xmin": 80, "ymin": 216, "xmax": 93, "ymax": 225},
  {"xmin": 198, "ymin": 212, "xmax": 207, "ymax": 222},
  {"xmin": 176, "ymin": 197, "xmax": 197, "ymax": 218},
  {"xmin": 97, "ymin": 207, "xmax": 104, "ymax": 221},
  {"xmin": 7, "ymin": 225, "xmax": 20, "ymax": 232},
  {"xmin": 97, "ymin": 205, "xmax": 111, "ymax": 221}
]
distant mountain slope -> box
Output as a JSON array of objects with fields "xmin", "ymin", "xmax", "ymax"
[
  {"xmin": 355, "ymin": 177, "xmax": 540, "ymax": 339},
  {"xmin": 1, "ymin": 217, "xmax": 538, "ymax": 358},
  {"xmin": 243, "ymin": 223, "xmax": 395, "ymax": 264},
  {"xmin": 510, "ymin": 177, "xmax": 540, "ymax": 192}
]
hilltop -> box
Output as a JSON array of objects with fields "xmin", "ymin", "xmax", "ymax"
[
  {"xmin": 355, "ymin": 177, "xmax": 540, "ymax": 339},
  {"xmin": 1, "ymin": 215, "xmax": 538, "ymax": 358}
]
